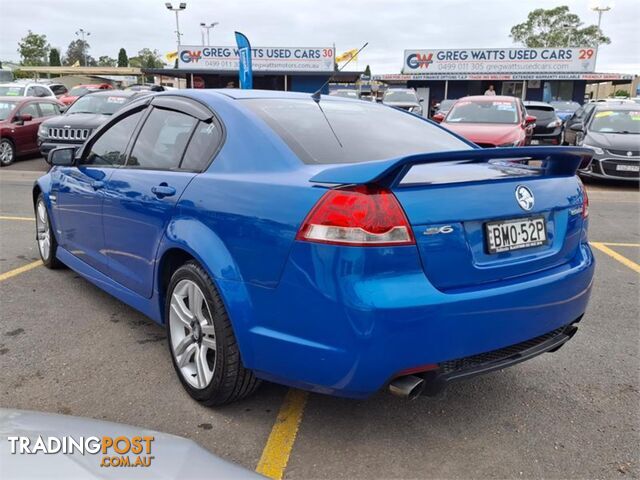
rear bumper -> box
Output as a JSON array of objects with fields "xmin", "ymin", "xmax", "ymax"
[{"xmin": 241, "ymin": 242, "xmax": 595, "ymax": 398}]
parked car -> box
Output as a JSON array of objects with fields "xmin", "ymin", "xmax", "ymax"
[
  {"xmin": 550, "ymin": 100, "xmax": 581, "ymax": 122},
  {"xmin": 125, "ymin": 83, "xmax": 168, "ymax": 92},
  {"xmin": 37, "ymin": 89, "xmax": 594, "ymax": 404},
  {"xmin": 564, "ymin": 99, "xmax": 633, "ymax": 146},
  {"xmin": 0, "ymin": 96, "xmax": 63, "ymax": 166},
  {"xmin": 46, "ymin": 83, "xmax": 69, "ymax": 98},
  {"xmin": 382, "ymin": 88, "xmax": 424, "ymax": 116},
  {"xmin": 524, "ymin": 101, "xmax": 563, "ymax": 145},
  {"xmin": 330, "ymin": 89, "xmax": 359, "ymax": 99},
  {"xmin": 0, "ymin": 82, "xmax": 55, "ymax": 98},
  {"xmin": 38, "ymin": 90, "xmax": 147, "ymax": 157},
  {"xmin": 434, "ymin": 95, "xmax": 535, "ymax": 147},
  {"xmin": 433, "ymin": 98, "xmax": 457, "ymax": 117},
  {"xmin": 573, "ymin": 104, "xmax": 640, "ymax": 182},
  {"xmin": 59, "ymin": 83, "xmax": 113, "ymax": 106}
]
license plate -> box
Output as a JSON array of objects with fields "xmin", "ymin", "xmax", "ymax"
[
  {"xmin": 616, "ymin": 164, "xmax": 640, "ymax": 172},
  {"xmin": 485, "ymin": 216, "xmax": 547, "ymax": 254},
  {"xmin": 530, "ymin": 139, "xmax": 540, "ymax": 145}
]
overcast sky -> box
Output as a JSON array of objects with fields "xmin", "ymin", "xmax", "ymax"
[{"xmin": 1, "ymin": 0, "xmax": 638, "ymax": 74}]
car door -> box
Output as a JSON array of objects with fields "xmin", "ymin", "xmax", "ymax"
[
  {"xmin": 51, "ymin": 108, "xmax": 146, "ymax": 273},
  {"xmin": 11, "ymin": 101, "xmax": 40, "ymax": 153},
  {"xmin": 102, "ymin": 97, "xmax": 219, "ymax": 297}
]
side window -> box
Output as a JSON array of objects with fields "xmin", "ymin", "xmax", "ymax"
[
  {"xmin": 35, "ymin": 86, "xmax": 49, "ymax": 97},
  {"xmin": 84, "ymin": 110, "xmax": 145, "ymax": 166},
  {"xmin": 38, "ymin": 102, "xmax": 59, "ymax": 117},
  {"xmin": 180, "ymin": 120, "xmax": 222, "ymax": 171},
  {"xmin": 127, "ymin": 108, "xmax": 196, "ymax": 170},
  {"xmin": 18, "ymin": 103, "xmax": 39, "ymax": 118},
  {"xmin": 574, "ymin": 107, "xmax": 584, "ymax": 119}
]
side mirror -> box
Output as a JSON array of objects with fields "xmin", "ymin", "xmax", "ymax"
[
  {"xmin": 525, "ymin": 115, "xmax": 536, "ymax": 126},
  {"xmin": 48, "ymin": 146, "xmax": 76, "ymax": 166},
  {"xmin": 14, "ymin": 113, "xmax": 32, "ymax": 124},
  {"xmin": 419, "ymin": 98, "xmax": 424, "ymax": 103},
  {"xmin": 432, "ymin": 113, "xmax": 445, "ymax": 123},
  {"xmin": 570, "ymin": 123, "xmax": 584, "ymax": 132}
]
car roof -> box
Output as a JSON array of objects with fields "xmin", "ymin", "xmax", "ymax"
[
  {"xmin": 459, "ymin": 95, "xmax": 517, "ymax": 102},
  {"xmin": 523, "ymin": 101, "xmax": 553, "ymax": 108},
  {"xmin": 194, "ymin": 88, "xmax": 322, "ymax": 100},
  {"xmin": 83, "ymin": 90, "xmax": 137, "ymax": 98},
  {"xmin": 594, "ymin": 103, "xmax": 639, "ymax": 111},
  {"xmin": 0, "ymin": 95, "xmax": 56, "ymax": 102}
]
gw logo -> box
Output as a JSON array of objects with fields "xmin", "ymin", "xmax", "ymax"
[
  {"xmin": 180, "ymin": 50, "xmax": 202, "ymax": 63},
  {"xmin": 406, "ymin": 53, "xmax": 434, "ymax": 69}
]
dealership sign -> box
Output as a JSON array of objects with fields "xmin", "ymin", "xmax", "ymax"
[
  {"xmin": 402, "ymin": 48, "xmax": 598, "ymax": 74},
  {"xmin": 178, "ymin": 46, "xmax": 334, "ymax": 72}
]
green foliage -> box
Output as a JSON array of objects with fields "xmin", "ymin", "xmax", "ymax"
[
  {"xmin": 97, "ymin": 56, "xmax": 117, "ymax": 67},
  {"xmin": 65, "ymin": 39, "xmax": 95, "ymax": 66},
  {"xmin": 128, "ymin": 48, "xmax": 165, "ymax": 69},
  {"xmin": 117, "ymin": 48, "xmax": 128, "ymax": 67},
  {"xmin": 48, "ymin": 48, "xmax": 61, "ymax": 66},
  {"xmin": 364, "ymin": 64, "xmax": 371, "ymax": 77},
  {"xmin": 613, "ymin": 89, "xmax": 630, "ymax": 98},
  {"xmin": 17, "ymin": 31, "xmax": 50, "ymax": 66},
  {"xmin": 510, "ymin": 6, "xmax": 611, "ymax": 48}
]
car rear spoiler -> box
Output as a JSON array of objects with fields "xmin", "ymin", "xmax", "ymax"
[{"xmin": 309, "ymin": 147, "xmax": 593, "ymax": 186}]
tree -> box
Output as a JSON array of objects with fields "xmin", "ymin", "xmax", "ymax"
[
  {"xmin": 128, "ymin": 48, "xmax": 165, "ymax": 69},
  {"xmin": 17, "ymin": 31, "xmax": 50, "ymax": 66},
  {"xmin": 49, "ymin": 48, "xmax": 61, "ymax": 66},
  {"xmin": 65, "ymin": 39, "xmax": 95, "ymax": 66},
  {"xmin": 510, "ymin": 6, "xmax": 610, "ymax": 48},
  {"xmin": 117, "ymin": 48, "xmax": 128, "ymax": 67},
  {"xmin": 97, "ymin": 56, "xmax": 117, "ymax": 67},
  {"xmin": 364, "ymin": 64, "xmax": 371, "ymax": 77}
]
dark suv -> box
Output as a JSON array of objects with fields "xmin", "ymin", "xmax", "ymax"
[
  {"xmin": 38, "ymin": 90, "xmax": 148, "ymax": 157},
  {"xmin": 524, "ymin": 101, "xmax": 563, "ymax": 145}
]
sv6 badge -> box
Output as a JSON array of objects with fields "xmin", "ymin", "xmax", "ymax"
[{"xmin": 424, "ymin": 225, "xmax": 454, "ymax": 235}]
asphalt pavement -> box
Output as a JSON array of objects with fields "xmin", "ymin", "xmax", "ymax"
[{"xmin": 0, "ymin": 156, "xmax": 638, "ymax": 479}]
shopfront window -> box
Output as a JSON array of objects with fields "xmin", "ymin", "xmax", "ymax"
[{"xmin": 543, "ymin": 81, "xmax": 574, "ymax": 102}]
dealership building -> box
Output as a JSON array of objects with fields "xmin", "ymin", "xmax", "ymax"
[
  {"xmin": 143, "ymin": 45, "xmax": 360, "ymax": 93},
  {"xmin": 374, "ymin": 47, "xmax": 636, "ymax": 107}
]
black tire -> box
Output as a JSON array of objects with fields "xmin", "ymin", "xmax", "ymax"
[
  {"xmin": 35, "ymin": 193, "xmax": 63, "ymax": 269},
  {"xmin": 0, "ymin": 138, "xmax": 15, "ymax": 167},
  {"xmin": 165, "ymin": 261, "xmax": 260, "ymax": 405}
]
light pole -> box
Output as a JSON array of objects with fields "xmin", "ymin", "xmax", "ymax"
[
  {"xmin": 200, "ymin": 22, "xmax": 219, "ymax": 46},
  {"xmin": 591, "ymin": 4, "xmax": 611, "ymax": 30},
  {"xmin": 75, "ymin": 29, "xmax": 91, "ymax": 66},
  {"xmin": 165, "ymin": 2, "xmax": 187, "ymax": 54}
]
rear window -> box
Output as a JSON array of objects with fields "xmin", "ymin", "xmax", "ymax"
[
  {"xmin": 526, "ymin": 106, "xmax": 556, "ymax": 123},
  {"xmin": 0, "ymin": 86, "xmax": 24, "ymax": 96},
  {"xmin": 242, "ymin": 98, "xmax": 471, "ymax": 164}
]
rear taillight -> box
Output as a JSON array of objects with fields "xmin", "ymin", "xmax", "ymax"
[
  {"xmin": 578, "ymin": 178, "xmax": 589, "ymax": 218},
  {"xmin": 296, "ymin": 185, "xmax": 415, "ymax": 246}
]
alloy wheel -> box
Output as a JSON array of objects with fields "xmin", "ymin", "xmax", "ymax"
[
  {"xmin": 36, "ymin": 200, "xmax": 51, "ymax": 260},
  {"xmin": 0, "ymin": 141, "xmax": 14, "ymax": 165},
  {"xmin": 169, "ymin": 279, "xmax": 217, "ymax": 389}
]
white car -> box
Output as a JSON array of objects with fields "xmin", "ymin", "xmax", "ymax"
[{"xmin": 0, "ymin": 82, "xmax": 55, "ymax": 98}]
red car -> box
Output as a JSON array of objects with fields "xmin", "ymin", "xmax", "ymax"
[
  {"xmin": 0, "ymin": 97, "xmax": 63, "ymax": 166},
  {"xmin": 59, "ymin": 83, "xmax": 113, "ymax": 106},
  {"xmin": 433, "ymin": 95, "xmax": 536, "ymax": 148}
]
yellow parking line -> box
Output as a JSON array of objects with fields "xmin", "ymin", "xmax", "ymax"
[
  {"xmin": 591, "ymin": 242, "xmax": 640, "ymax": 274},
  {"xmin": 0, "ymin": 215, "xmax": 34, "ymax": 221},
  {"xmin": 0, "ymin": 260, "xmax": 43, "ymax": 282},
  {"xmin": 599, "ymin": 242, "xmax": 640, "ymax": 248},
  {"xmin": 256, "ymin": 389, "xmax": 308, "ymax": 480}
]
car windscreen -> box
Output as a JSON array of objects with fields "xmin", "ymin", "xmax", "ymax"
[
  {"xmin": 242, "ymin": 98, "xmax": 472, "ymax": 165},
  {"xmin": 0, "ymin": 86, "xmax": 25, "ymax": 96},
  {"xmin": 0, "ymin": 100, "xmax": 18, "ymax": 120},
  {"xmin": 550, "ymin": 101, "xmax": 580, "ymax": 112},
  {"xmin": 526, "ymin": 106, "xmax": 556, "ymax": 123},
  {"xmin": 447, "ymin": 99, "xmax": 518, "ymax": 124},
  {"xmin": 589, "ymin": 110, "xmax": 640, "ymax": 134},
  {"xmin": 49, "ymin": 85, "xmax": 68, "ymax": 95},
  {"xmin": 66, "ymin": 95, "xmax": 129, "ymax": 115},
  {"xmin": 383, "ymin": 91, "xmax": 417, "ymax": 103}
]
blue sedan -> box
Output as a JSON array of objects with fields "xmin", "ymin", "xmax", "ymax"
[{"xmin": 35, "ymin": 90, "xmax": 595, "ymax": 404}]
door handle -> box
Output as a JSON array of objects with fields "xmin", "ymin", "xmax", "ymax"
[
  {"xmin": 151, "ymin": 184, "xmax": 176, "ymax": 198},
  {"xmin": 90, "ymin": 181, "xmax": 105, "ymax": 190}
]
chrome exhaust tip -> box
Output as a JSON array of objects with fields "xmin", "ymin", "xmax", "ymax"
[{"xmin": 388, "ymin": 375, "xmax": 425, "ymax": 400}]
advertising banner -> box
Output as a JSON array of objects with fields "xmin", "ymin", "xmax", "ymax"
[
  {"xmin": 234, "ymin": 32, "xmax": 253, "ymax": 89},
  {"xmin": 178, "ymin": 45, "xmax": 334, "ymax": 72},
  {"xmin": 402, "ymin": 48, "xmax": 598, "ymax": 74}
]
